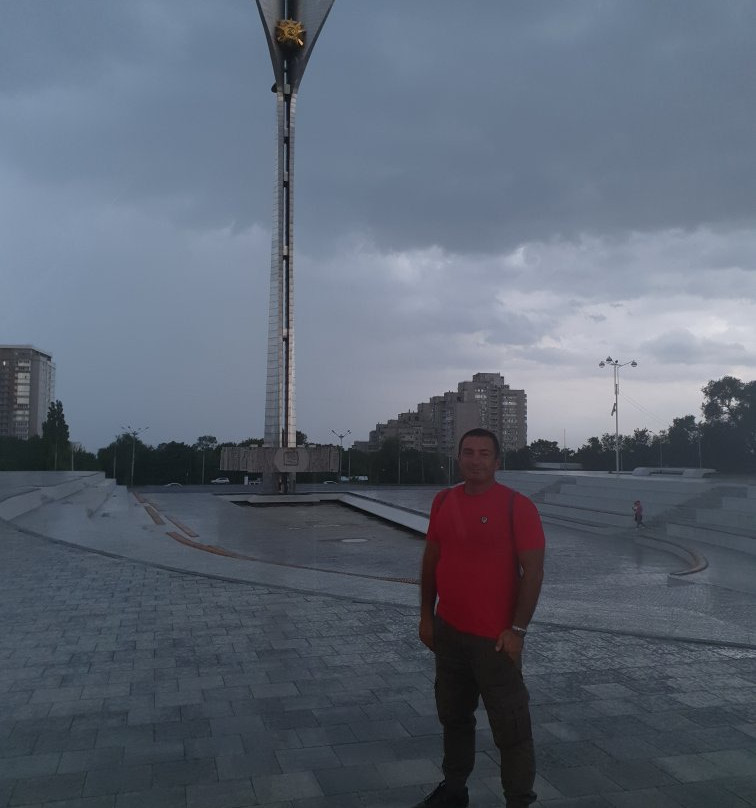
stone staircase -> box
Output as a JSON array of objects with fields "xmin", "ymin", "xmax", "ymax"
[
  {"xmin": 497, "ymin": 471, "xmax": 756, "ymax": 556},
  {"xmin": 0, "ymin": 471, "xmax": 115, "ymax": 521},
  {"xmin": 500, "ymin": 472, "xmax": 696, "ymax": 535},
  {"xmin": 661, "ymin": 484, "xmax": 756, "ymax": 555}
]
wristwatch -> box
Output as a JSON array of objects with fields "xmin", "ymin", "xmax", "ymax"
[{"xmin": 511, "ymin": 625, "xmax": 527, "ymax": 638}]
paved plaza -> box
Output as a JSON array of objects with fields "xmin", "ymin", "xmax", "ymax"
[{"xmin": 1, "ymin": 473, "xmax": 755, "ymax": 806}]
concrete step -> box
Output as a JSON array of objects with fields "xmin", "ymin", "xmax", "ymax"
[
  {"xmin": 536, "ymin": 502, "xmax": 631, "ymax": 529},
  {"xmin": 339, "ymin": 493, "xmax": 428, "ymax": 535},
  {"xmin": 542, "ymin": 491, "xmax": 666, "ymax": 519},
  {"xmin": 545, "ymin": 488, "xmax": 693, "ymax": 509},
  {"xmin": 65, "ymin": 477, "xmax": 118, "ymax": 517},
  {"xmin": 495, "ymin": 474, "xmax": 560, "ymax": 499},
  {"xmin": 571, "ymin": 476, "xmax": 715, "ymax": 495},
  {"xmin": 720, "ymin": 496, "xmax": 756, "ymax": 514},
  {"xmin": 666, "ymin": 522, "xmax": 756, "ymax": 555},
  {"xmin": 0, "ymin": 472, "xmax": 108, "ymax": 521},
  {"xmin": 538, "ymin": 513, "xmax": 616, "ymax": 535},
  {"xmin": 694, "ymin": 507, "xmax": 756, "ymax": 532}
]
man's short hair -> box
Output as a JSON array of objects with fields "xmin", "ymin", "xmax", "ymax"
[{"xmin": 458, "ymin": 428, "xmax": 500, "ymax": 458}]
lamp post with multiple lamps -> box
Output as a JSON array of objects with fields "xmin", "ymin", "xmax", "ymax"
[
  {"xmin": 598, "ymin": 357, "xmax": 637, "ymax": 474},
  {"xmin": 121, "ymin": 425, "xmax": 148, "ymax": 487},
  {"xmin": 331, "ymin": 428, "xmax": 350, "ymax": 482}
]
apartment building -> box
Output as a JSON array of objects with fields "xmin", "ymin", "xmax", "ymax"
[
  {"xmin": 0, "ymin": 346, "xmax": 55, "ymax": 439},
  {"xmin": 457, "ymin": 372, "xmax": 527, "ymax": 452},
  {"xmin": 367, "ymin": 372, "xmax": 527, "ymax": 456}
]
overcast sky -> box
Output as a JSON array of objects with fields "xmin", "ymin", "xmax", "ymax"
[{"xmin": 2, "ymin": 0, "xmax": 755, "ymax": 453}]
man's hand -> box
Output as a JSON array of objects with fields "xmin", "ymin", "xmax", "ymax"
[
  {"xmin": 419, "ymin": 614, "xmax": 435, "ymax": 651},
  {"xmin": 495, "ymin": 629, "xmax": 524, "ymax": 663},
  {"xmin": 419, "ymin": 541, "xmax": 440, "ymax": 652}
]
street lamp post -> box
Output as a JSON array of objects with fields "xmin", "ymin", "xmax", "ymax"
[
  {"xmin": 121, "ymin": 425, "xmax": 148, "ymax": 487},
  {"xmin": 696, "ymin": 425, "xmax": 703, "ymax": 469},
  {"xmin": 598, "ymin": 356, "xmax": 637, "ymax": 475},
  {"xmin": 331, "ymin": 428, "xmax": 350, "ymax": 481}
]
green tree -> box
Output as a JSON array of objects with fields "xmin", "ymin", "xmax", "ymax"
[
  {"xmin": 98, "ymin": 436, "xmax": 126, "ymax": 483},
  {"xmin": 622, "ymin": 428, "xmax": 655, "ymax": 469},
  {"xmin": 345, "ymin": 448, "xmax": 370, "ymax": 479},
  {"xmin": 194, "ymin": 435, "xmax": 218, "ymax": 484},
  {"xmin": 573, "ymin": 436, "xmax": 611, "ymax": 471},
  {"xmin": 529, "ymin": 439, "xmax": 562, "ymax": 463},
  {"xmin": 127, "ymin": 433, "xmax": 150, "ymax": 486},
  {"xmin": 71, "ymin": 444, "xmax": 99, "ymax": 471},
  {"xmin": 504, "ymin": 446, "xmax": 532, "ymax": 470},
  {"xmin": 665, "ymin": 415, "xmax": 700, "ymax": 467},
  {"xmin": 41, "ymin": 400, "xmax": 70, "ymax": 470},
  {"xmin": 238, "ymin": 437, "xmax": 264, "ymax": 447},
  {"xmin": 0, "ymin": 435, "xmax": 46, "ymax": 470},
  {"xmin": 151, "ymin": 442, "xmax": 195, "ymax": 485},
  {"xmin": 701, "ymin": 376, "xmax": 756, "ymax": 472},
  {"xmin": 370, "ymin": 438, "xmax": 400, "ymax": 484},
  {"xmin": 701, "ymin": 376, "xmax": 748, "ymax": 423}
]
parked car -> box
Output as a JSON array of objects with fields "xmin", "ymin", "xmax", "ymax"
[
  {"xmin": 163, "ymin": 482, "xmax": 183, "ymax": 488},
  {"xmin": 210, "ymin": 477, "xmax": 230, "ymax": 485}
]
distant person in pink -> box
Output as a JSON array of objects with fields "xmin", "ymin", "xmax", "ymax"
[{"xmin": 633, "ymin": 499, "xmax": 644, "ymax": 528}]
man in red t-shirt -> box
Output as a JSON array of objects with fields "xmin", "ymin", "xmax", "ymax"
[{"xmin": 414, "ymin": 428, "xmax": 545, "ymax": 808}]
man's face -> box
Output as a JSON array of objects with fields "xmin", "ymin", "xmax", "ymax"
[{"xmin": 458, "ymin": 435, "xmax": 499, "ymax": 485}]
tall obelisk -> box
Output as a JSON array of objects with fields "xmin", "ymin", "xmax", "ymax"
[{"xmin": 255, "ymin": 0, "xmax": 335, "ymax": 493}]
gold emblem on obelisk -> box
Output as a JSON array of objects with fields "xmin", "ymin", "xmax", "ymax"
[{"xmin": 276, "ymin": 19, "xmax": 306, "ymax": 49}]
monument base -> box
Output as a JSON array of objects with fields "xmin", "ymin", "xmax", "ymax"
[
  {"xmin": 220, "ymin": 445, "xmax": 339, "ymax": 496},
  {"xmin": 261, "ymin": 471, "xmax": 296, "ymax": 495}
]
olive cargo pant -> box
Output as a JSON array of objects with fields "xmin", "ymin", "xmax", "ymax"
[{"xmin": 434, "ymin": 617, "xmax": 537, "ymax": 807}]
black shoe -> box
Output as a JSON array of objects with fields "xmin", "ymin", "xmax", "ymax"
[{"xmin": 413, "ymin": 781, "xmax": 469, "ymax": 808}]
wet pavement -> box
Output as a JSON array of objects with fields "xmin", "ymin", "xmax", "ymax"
[{"xmin": 1, "ymin": 473, "xmax": 755, "ymax": 806}]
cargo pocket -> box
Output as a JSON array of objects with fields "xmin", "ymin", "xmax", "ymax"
[{"xmin": 487, "ymin": 698, "xmax": 532, "ymax": 750}]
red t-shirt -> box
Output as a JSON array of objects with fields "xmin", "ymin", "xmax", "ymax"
[{"xmin": 427, "ymin": 482, "xmax": 545, "ymax": 639}]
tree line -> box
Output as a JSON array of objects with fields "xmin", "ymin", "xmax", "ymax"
[
  {"xmin": 0, "ymin": 401, "xmax": 100, "ymax": 472},
  {"xmin": 1, "ymin": 376, "xmax": 754, "ymax": 482},
  {"xmin": 506, "ymin": 376, "xmax": 755, "ymax": 474}
]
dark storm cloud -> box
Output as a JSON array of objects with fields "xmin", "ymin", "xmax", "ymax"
[
  {"xmin": 2, "ymin": 0, "xmax": 756, "ymax": 451},
  {"xmin": 641, "ymin": 329, "xmax": 750, "ymax": 366},
  {"xmin": 0, "ymin": 0, "xmax": 272, "ymax": 228},
  {"xmin": 297, "ymin": 0, "xmax": 756, "ymax": 253},
  {"xmin": 3, "ymin": 1, "xmax": 754, "ymax": 254}
]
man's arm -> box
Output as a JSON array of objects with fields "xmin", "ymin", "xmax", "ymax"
[
  {"xmin": 495, "ymin": 547, "xmax": 545, "ymax": 658},
  {"xmin": 418, "ymin": 540, "xmax": 440, "ymax": 651}
]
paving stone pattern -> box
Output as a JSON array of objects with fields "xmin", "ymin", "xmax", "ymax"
[{"xmin": 1, "ymin": 524, "xmax": 755, "ymax": 807}]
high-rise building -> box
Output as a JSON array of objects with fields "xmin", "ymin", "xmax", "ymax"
[
  {"xmin": 457, "ymin": 372, "xmax": 527, "ymax": 453},
  {"xmin": 0, "ymin": 346, "xmax": 55, "ymax": 440},
  {"xmin": 367, "ymin": 372, "xmax": 527, "ymax": 456}
]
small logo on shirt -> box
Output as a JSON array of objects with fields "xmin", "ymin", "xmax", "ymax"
[{"xmin": 480, "ymin": 516, "xmax": 488, "ymax": 524}]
